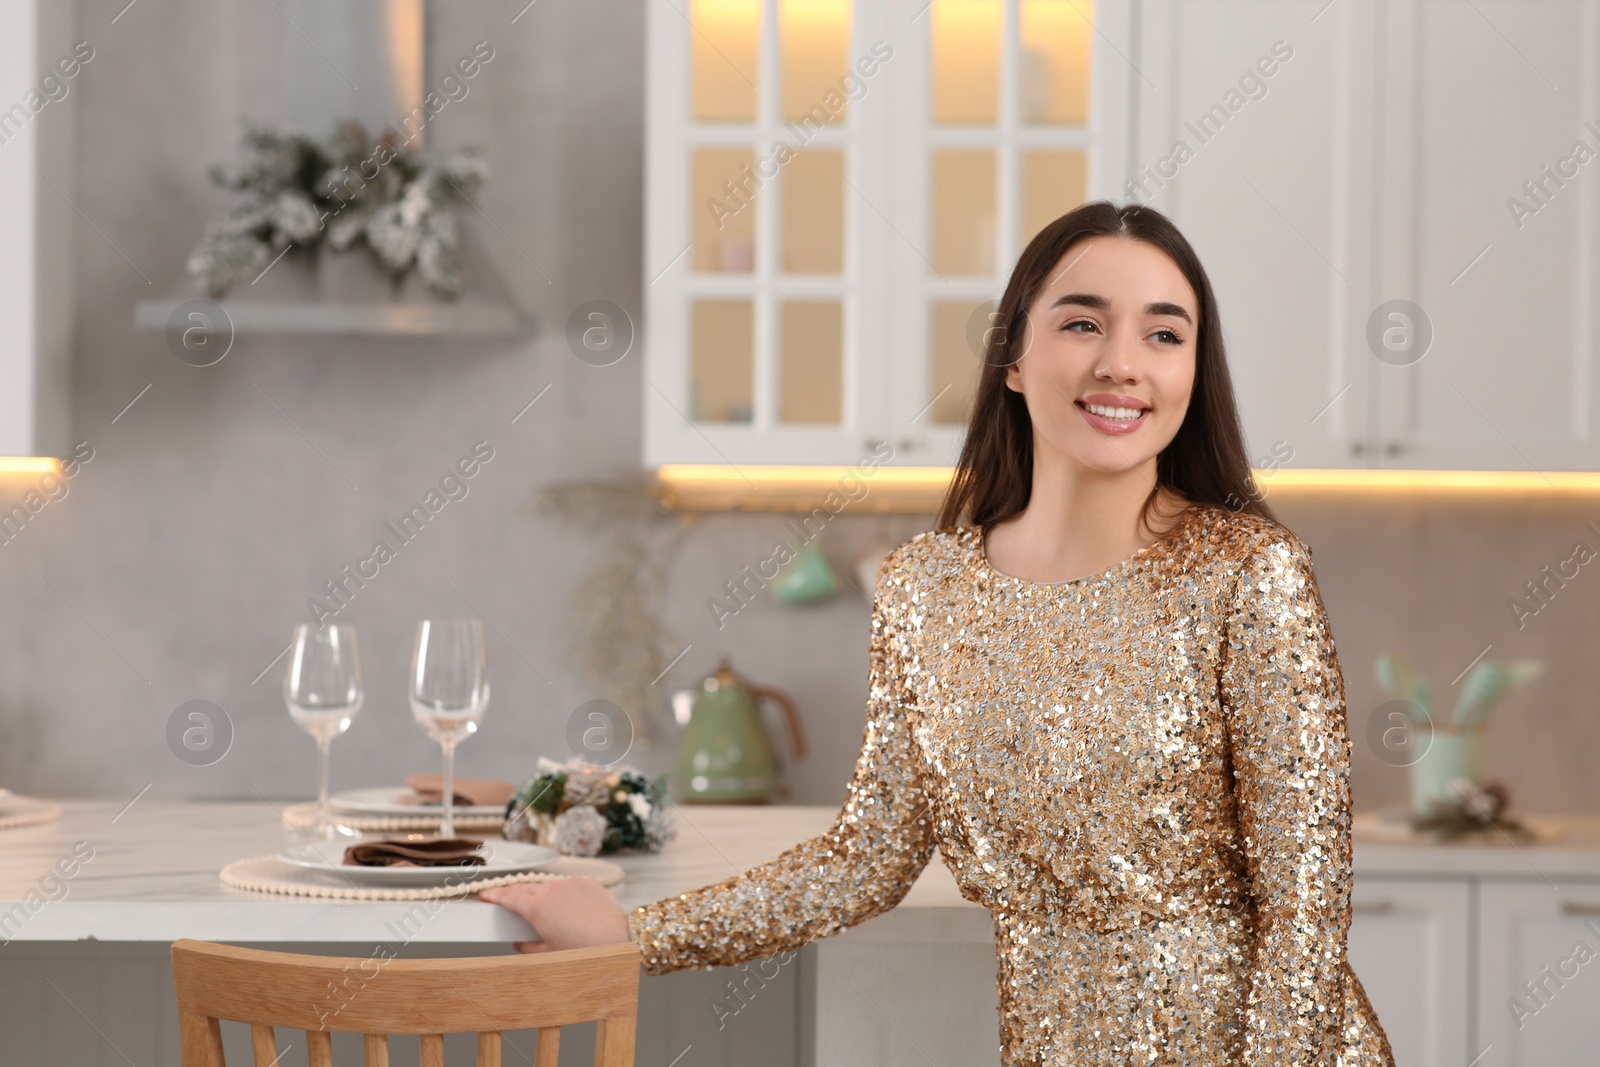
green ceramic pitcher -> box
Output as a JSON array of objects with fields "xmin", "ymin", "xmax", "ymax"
[{"xmin": 673, "ymin": 658, "xmax": 807, "ymax": 803}]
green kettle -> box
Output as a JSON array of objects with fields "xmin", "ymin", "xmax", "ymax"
[{"xmin": 672, "ymin": 658, "xmax": 807, "ymax": 803}]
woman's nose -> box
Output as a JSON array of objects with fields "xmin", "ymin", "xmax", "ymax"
[{"xmin": 1095, "ymin": 329, "xmax": 1141, "ymax": 382}]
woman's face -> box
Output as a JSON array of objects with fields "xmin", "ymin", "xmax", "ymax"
[{"xmin": 1005, "ymin": 235, "xmax": 1198, "ymax": 476}]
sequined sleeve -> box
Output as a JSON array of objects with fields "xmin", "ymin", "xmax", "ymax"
[
  {"xmin": 1218, "ymin": 532, "xmax": 1354, "ymax": 1066},
  {"xmin": 627, "ymin": 551, "xmax": 937, "ymax": 976}
]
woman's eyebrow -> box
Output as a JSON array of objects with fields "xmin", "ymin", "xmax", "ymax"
[{"xmin": 1045, "ymin": 292, "xmax": 1194, "ymax": 325}]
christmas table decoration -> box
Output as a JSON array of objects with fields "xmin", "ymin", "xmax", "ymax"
[{"xmin": 503, "ymin": 756, "xmax": 676, "ymax": 857}]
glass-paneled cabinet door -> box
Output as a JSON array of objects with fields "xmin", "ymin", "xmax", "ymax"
[
  {"xmin": 645, "ymin": 0, "xmax": 895, "ymax": 467},
  {"xmin": 883, "ymin": 0, "xmax": 1134, "ymax": 466}
]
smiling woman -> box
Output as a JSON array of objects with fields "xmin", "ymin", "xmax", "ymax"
[
  {"xmin": 938, "ymin": 203, "xmax": 1260, "ymax": 549},
  {"xmin": 488, "ymin": 201, "xmax": 1399, "ymax": 1067}
]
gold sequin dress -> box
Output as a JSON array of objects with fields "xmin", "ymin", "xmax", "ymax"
[{"xmin": 630, "ymin": 503, "xmax": 1397, "ymax": 1066}]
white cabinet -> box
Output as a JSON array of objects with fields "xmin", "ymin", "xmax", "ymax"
[
  {"xmin": 1477, "ymin": 881, "xmax": 1600, "ymax": 1067},
  {"xmin": 1379, "ymin": 0, "xmax": 1600, "ymax": 472},
  {"xmin": 1348, "ymin": 878, "xmax": 1472, "ymax": 1067},
  {"xmin": 810, "ymin": 939, "xmax": 1002, "ymax": 1066},
  {"xmin": 1137, "ymin": 0, "xmax": 1600, "ymax": 474},
  {"xmin": 642, "ymin": 0, "xmax": 1600, "ymax": 479},
  {"xmin": 643, "ymin": 0, "xmax": 1135, "ymax": 469},
  {"xmin": 0, "ymin": 0, "xmax": 77, "ymax": 460},
  {"xmin": 1133, "ymin": 0, "xmax": 1384, "ymax": 472}
]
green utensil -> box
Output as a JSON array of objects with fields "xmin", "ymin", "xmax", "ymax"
[
  {"xmin": 1375, "ymin": 652, "xmax": 1402, "ymax": 696},
  {"xmin": 1452, "ymin": 661, "xmax": 1505, "ymax": 727},
  {"xmin": 1409, "ymin": 676, "xmax": 1431, "ymax": 719},
  {"xmin": 1375, "ymin": 651, "xmax": 1431, "ymax": 723},
  {"xmin": 1455, "ymin": 659, "xmax": 1543, "ymax": 729}
]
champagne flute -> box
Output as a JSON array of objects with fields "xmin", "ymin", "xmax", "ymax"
[
  {"xmin": 409, "ymin": 619, "xmax": 489, "ymax": 838},
  {"xmin": 284, "ymin": 623, "xmax": 364, "ymax": 841}
]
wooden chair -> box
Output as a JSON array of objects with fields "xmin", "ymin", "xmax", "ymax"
[{"xmin": 170, "ymin": 938, "xmax": 640, "ymax": 1067}]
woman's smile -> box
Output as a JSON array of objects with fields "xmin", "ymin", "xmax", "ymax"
[{"xmin": 1075, "ymin": 392, "xmax": 1152, "ymax": 435}]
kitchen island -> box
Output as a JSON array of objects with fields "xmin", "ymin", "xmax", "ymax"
[{"xmin": 4, "ymin": 800, "xmax": 1600, "ymax": 1066}]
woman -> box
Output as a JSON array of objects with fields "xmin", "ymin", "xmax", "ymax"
[{"xmin": 482, "ymin": 201, "xmax": 1397, "ymax": 1066}]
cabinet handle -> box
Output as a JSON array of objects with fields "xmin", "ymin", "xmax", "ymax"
[
  {"xmin": 1560, "ymin": 901, "xmax": 1600, "ymax": 917},
  {"xmin": 1348, "ymin": 441, "xmax": 1406, "ymax": 458},
  {"xmin": 1352, "ymin": 900, "xmax": 1395, "ymax": 915}
]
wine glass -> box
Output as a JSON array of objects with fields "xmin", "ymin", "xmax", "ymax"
[
  {"xmin": 409, "ymin": 619, "xmax": 489, "ymax": 838},
  {"xmin": 283, "ymin": 623, "xmax": 364, "ymax": 841}
]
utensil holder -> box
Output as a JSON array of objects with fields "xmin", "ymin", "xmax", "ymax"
[{"xmin": 1409, "ymin": 724, "xmax": 1486, "ymax": 815}]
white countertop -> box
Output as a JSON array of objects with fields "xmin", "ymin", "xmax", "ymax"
[{"xmin": 3, "ymin": 800, "xmax": 1599, "ymax": 944}]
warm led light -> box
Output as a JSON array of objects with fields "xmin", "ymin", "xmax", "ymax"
[
  {"xmin": 655, "ymin": 464, "xmax": 1600, "ymax": 511},
  {"xmin": 656, "ymin": 463, "xmax": 951, "ymax": 512},
  {"xmin": 659, "ymin": 463, "xmax": 953, "ymax": 486},
  {"xmin": 0, "ymin": 457, "xmax": 61, "ymax": 475},
  {"xmin": 1256, "ymin": 468, "xmax": 1600, "ymax": 491}
]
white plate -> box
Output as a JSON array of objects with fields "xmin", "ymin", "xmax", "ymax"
[
  {"xmin": 277, "ymin": 837, "xmax": 560, "ymax": 887},
  {"xmin": 328, "ymin": 787, "xmax": 507, "ymax": 820}
]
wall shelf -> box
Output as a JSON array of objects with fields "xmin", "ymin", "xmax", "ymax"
[
  {"xmin": 135, "ymin": 229, "xmax": 523, "ymax": 338},
  {"xmin": 133, "ymin": 294, "xmax": 520, "ymax": 337}
]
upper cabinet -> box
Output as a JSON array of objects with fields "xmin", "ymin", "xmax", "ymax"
[
  {"xmin": 1134, "ymin": 0, "xmax": 1383, "ymax": 472},
  {"xmin": 645, "ymin": 0, "xmax": 1600, "ymax": 477},
  {"xmin": 0, "ymin": 0, "xmax": 77, "ymax": 461},
  {"xmin": 1379, "ymin": 0, "xmax": 1600, "ymax": 472},
  {"xmin": 1137, "ymin": 0, "xmax": 1600, "ymax": 474},
  {"xmin": 644, "ymin": 0, "xmax": 1134, "ymax": 469}
]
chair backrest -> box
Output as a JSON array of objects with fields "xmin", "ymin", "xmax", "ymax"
[{"xmin": 170, "ymin": 938, "xmax": 640, "ymax": 1067}]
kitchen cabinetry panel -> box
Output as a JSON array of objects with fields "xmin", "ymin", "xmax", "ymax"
[
  {"xmin": 647, "ymin": 0, "xmax": 1600, "ymax": 478},
  {"xmin": 1347, "ymin": 877, "xmax": 1472, "ymax": 1067},
  {"xmin": 646, "ymin": 0, "xmax": 1133, "ymax": 469},
  {"xmin": 1389, "ymin": 0, "xmax": 1600, "ymax": 472},
  {"xmin": 811, "ymin": 939, "xmax": 1003, "ymax": 1066},
  {"xmin": 1477, "ymin": 880, "xmax": 1600, "ymax": 1067},
  {"xmin": 0, "ymin": 0, "xmax": 76, "ymax": 459},
  {"xmin": 1135, "ymin": 0, "xmax": 1383, "ymax": 472}
]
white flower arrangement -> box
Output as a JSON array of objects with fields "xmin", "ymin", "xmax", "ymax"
[
  {"xmin": 503, "ymin": 756, "xmax": 677, "ymax": 857},
  {"xmin": 186, "ymin": 119, "xmax": 486, "ymax": 301}
]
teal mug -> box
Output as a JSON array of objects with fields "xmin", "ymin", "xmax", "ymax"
[
  {"xmin": 1409, "ymin": 725, "xmax": 1486, "ymax": 815},
  {"xmin": 772, "ymin": 543, "xmax": 839, "ymax": 605}
]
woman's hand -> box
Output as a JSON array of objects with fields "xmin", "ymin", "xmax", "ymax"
[{"xmin": 478, "ymin": 877, "xmax": 635, "ymax": 954}]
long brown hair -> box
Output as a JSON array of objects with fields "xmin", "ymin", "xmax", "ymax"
[{"xmin": 935, "ymin": 200, "xmax": 1275, "ymax": 534}]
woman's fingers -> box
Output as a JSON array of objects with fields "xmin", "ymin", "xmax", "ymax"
[
  {"xmin": 480, "ymin": 877, "xmax": 632, "ymax": 951},
  {"xmin": 478, "ymin": 882, "xmax": 545, "ymax": 916}
]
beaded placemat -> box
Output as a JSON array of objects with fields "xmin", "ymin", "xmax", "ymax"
[
  {"xmin": 0, "ymin": 795, "xmax": 63, "ymax": 831},
  {"xmin": 219, "ymin": 853, "xmax": 624, "ymax": 901},
  {"xmin": 281, "ymin": 801, "xmax": 505, "ymax": 834}
]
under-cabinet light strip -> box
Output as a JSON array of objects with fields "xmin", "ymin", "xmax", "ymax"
[
  {"xmin": 654, "ymin": 463, "xmax": 1600, "ymax": 512},
  {"xmin": 0, "ymin": 457, "xmax": 61, "ymax": 474}
]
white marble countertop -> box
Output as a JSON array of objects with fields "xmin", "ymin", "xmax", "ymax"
[{"xmin": 3, "ymin": 800, "xmax": 1599, "ymax": 944}]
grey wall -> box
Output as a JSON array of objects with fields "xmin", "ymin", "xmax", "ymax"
[{"xmin": 0, "ymin": 0, "xmax": 1595, "ymax": 821}]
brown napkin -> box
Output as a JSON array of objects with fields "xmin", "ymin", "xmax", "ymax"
[
  {"xmin": 343, "ymin": 837, "xmax": 487, "ymax": 867},
  {"xmin": 401, "ymin": 773, "xmax": 516, "ymax": 808}
]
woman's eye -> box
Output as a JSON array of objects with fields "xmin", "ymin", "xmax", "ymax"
[
  {"xmin": 1152, "ymin": 328, "xmax": 1183, "ymax": 345},
  {"xmin": 1060, "ymin": 319, "xmax": 1096, "ymax": 333}
]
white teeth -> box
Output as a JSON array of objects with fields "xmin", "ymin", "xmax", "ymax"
[{"xmin": 1084, "ymin": 403, "xmax": 1144, "ymax": 420}]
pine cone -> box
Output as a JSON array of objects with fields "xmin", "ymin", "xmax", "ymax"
[
  {"xmin": 562, "ymin": 767, "xmax": 613, "ymax": 808},
  {"xmin": 551, "ymin": 806, "xmax": 607, "ymax": 857}
]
